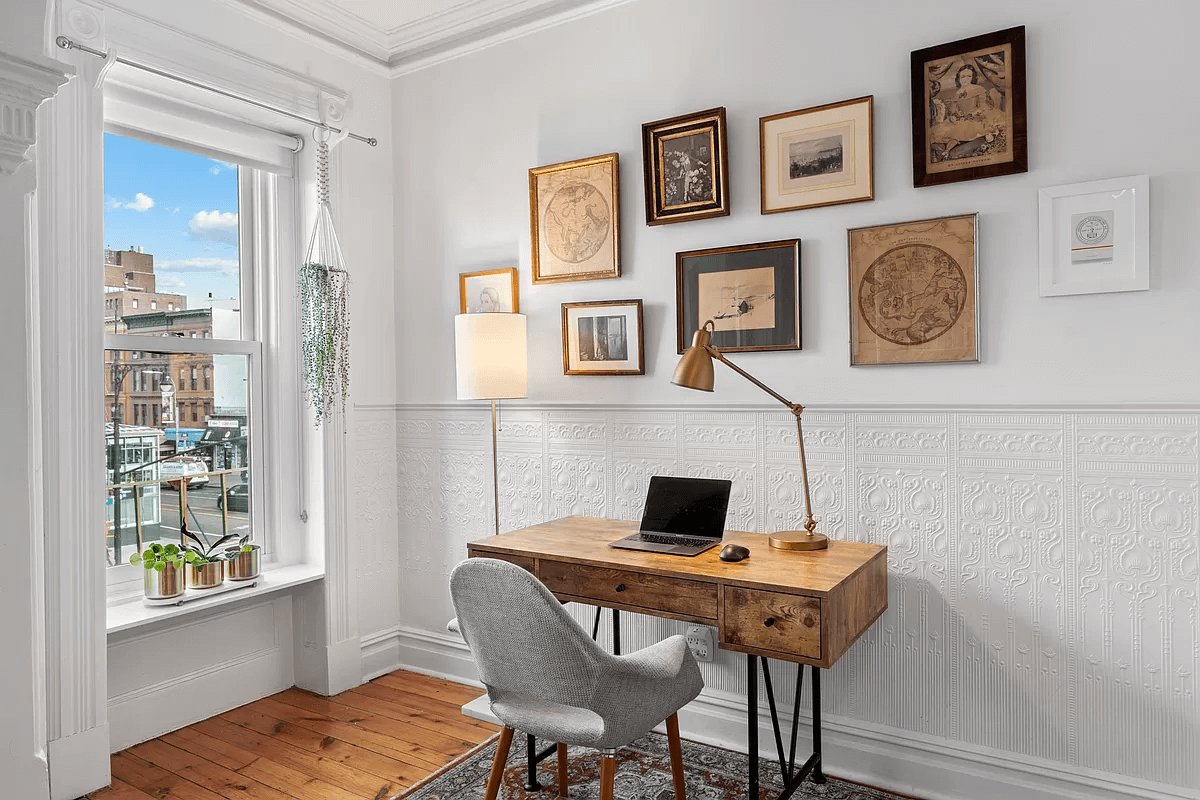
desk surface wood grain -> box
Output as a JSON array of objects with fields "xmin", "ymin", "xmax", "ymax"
[{"xmin": 467, "ymin": 516, "xmax": 885, "ymax": 598}]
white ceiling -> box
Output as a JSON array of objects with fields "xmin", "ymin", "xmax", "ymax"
[{"xmin": 231, "ymin": 0, "xmax": 630, "ymax": 73}]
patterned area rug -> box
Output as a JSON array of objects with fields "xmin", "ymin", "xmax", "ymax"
[{"xmin": 395, "ymin": 731, "xmax": 913, "ymax": 800}]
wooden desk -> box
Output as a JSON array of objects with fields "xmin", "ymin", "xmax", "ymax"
[{"xmin": 467, "ymin": 516, "xmax": 888, "ymax": 798}]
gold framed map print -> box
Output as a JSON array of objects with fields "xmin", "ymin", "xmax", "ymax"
[
  {"xmin": 760, "ymin": 96, "xmax": 874, "ymax": 214},
  {"xmin": 530, "ymin": 153, "xmax": 620, "ymax": 284},
  {"xmin": 847, "ymin": 214, "xmax": 978, "ymax": 366},
  {"xmin": 911, "ymin": 26, "xmax": 1027, "ymax": 187}
]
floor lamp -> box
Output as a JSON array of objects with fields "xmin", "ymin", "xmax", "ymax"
[
  {"xmin": 672, "ymin": 320, "xmax": 828, "ymax": 551},
  {"xmin": 454, "ymin": 313, "xmax": 529, "ymax": 536}
]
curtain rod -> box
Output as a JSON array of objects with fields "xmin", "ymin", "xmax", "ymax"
[{"xmin": 56, "ymin": 36, "xmax": 378, "ymax": 148}]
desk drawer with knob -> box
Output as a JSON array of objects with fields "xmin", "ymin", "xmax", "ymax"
[
  {"xmin": 538, "ymin": 560, "xmax": 718, "ymax": 621},
  {"xmin": 721, "ymin": 586, "xmax": 822, "ymax": 660}
]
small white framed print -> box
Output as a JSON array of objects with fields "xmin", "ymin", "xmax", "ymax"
[{"xmin": 1038, "ymin": 175, "xmax": 1149, "ymax": 296}]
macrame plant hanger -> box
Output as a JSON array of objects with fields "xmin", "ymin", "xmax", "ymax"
[{"xmin": 299, "ymin": 131, "xmax": 350, "ymax": 426}]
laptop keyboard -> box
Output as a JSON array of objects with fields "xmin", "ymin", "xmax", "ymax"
[{"xmin": 636, "ymin": 533, "xmax": 716, "ymax": 548}]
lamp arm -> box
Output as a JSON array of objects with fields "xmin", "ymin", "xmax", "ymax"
[{"xmin": 706, "ymin": 346, "xmax": 818, "ymax": 534}]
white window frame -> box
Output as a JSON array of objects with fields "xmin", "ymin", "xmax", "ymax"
[{"xmin": 102, "ymin": 130, "xmax": 300, "ymax": 603}]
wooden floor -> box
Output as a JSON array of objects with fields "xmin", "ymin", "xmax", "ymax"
[{"xmin": 86, "ymin": 670, "xmax": 498, "ymax": 800}]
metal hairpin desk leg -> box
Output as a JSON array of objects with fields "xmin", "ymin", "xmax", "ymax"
[{"xmin": 748, "ymin": 657, "xmax": 826, "ymax": 800}]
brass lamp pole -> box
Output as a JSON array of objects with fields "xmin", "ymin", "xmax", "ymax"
[{"xmin": 671, "ymin": 320, "xmax": 828, "ymax": 551}]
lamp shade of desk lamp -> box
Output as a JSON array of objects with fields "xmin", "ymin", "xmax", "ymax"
[
  {"xmin": 672, "ymin": 321, "xmax": 828, "ymax": 551},
  {"xmin": 454, "ymin": 313, "xmax": 528, "ymax": 536}
]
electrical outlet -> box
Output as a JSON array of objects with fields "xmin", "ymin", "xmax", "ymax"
[{"xmin": 685, "ymin": 625, "xmax": 715, "ymax": 662}]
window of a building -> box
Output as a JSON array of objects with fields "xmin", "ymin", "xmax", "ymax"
[{"xmin": 103, "ymin": 131, "xmax": 264, "ymax": 592}]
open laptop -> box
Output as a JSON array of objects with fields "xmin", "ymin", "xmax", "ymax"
[{"xmin": 609, "ymin": 475, "xmax": 732, "ymax": 556}]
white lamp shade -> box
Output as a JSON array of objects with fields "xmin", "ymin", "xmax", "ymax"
[{"xmin": 454, "ymin": 314, "xmax": 528, "ymax": 400}]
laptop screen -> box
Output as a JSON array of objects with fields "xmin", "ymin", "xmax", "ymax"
[{"xmin": 639, "ymin": 476, "xmax": 732, "ymax": 539}]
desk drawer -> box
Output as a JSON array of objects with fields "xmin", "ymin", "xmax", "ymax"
[
  {"xmin": 723, "ymin": 587, "xmax": 821, "ymax": 660},
  {"xmin": 539, "ymin": 560, "xmax": 718, "ymax": 621}
]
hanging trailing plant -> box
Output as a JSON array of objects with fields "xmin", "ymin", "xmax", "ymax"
[{"xmin": 300, "ymin": 137, "xmax": 351, "ymax": 425}]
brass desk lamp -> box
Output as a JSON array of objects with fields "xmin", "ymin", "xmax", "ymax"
[{"xmin": 672, "ymin": 320, "xmax": 828, "ymax": 551}]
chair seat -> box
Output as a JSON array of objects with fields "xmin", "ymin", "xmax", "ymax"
[{"xmin": 490, "ymin": 693, "xmax": 606, "ymax": 746}]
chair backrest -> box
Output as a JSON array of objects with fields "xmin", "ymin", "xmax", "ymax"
[{"xmin": 450, "ymin": 558, "xmax": 610, "ymax": 709}]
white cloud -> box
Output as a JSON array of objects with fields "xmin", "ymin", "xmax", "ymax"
[
  {"xmin": 188, "ymin": 210, "xmax": 238, "ymax": 246},
  {"xmin": 123, "ymin": 192, "xmax": 155, "ymax": 212},
  {"xmin": 208, "ymin": 159, "xmax": 236, "ymax": 176},
  {"xmin": 157, "ymin": 275, "xmax": 186, "ymax": 289},
  {"xmin": 157, "ymin": 257, "xmax": 239, "ymax": 277}
]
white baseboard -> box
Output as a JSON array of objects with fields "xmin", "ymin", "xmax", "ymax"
[
  {"xmin": 363, "ymin": 626, "xmax": 1198, "ymax": 800},
  {"xmin": 49, "ymin": 723, "xmax": 110, "ymax": 800}
]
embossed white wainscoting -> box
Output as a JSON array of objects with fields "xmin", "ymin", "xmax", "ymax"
[{"xmin": 353, "ymin": 404, "xmax": 1199, "ymax": 800}]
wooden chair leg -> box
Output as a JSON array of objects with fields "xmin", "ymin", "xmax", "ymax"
[
  {"xmin": 485, "ymin": 727, "xmax": 515, "ymax": 800},
  {"xmin": 666, "ymin": 713, "xmax": 686, "ymax": 800},
  {"xmin": 557, "ymin": 742, "xmax": 569, "ymax": 797},
  {"xmin": 599, "ymin": 752, "xmax": 616, "ymax": 800}
]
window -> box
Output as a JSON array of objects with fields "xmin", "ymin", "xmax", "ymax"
[{"xmin": 103, "ymin": 131, "xmax": 266, "ymax": 590}]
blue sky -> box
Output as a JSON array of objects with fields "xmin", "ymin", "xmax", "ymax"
[{"xmin": 103, "ymin": 133, "xmax": 240, "ymax": 309}]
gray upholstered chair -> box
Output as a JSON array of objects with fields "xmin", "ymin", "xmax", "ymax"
[{"xmin": 450, "ymin": 557, "xmax": 704, "ymax": 800}]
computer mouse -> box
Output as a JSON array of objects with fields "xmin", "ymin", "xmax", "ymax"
[{"xmin": 719, "ymin": 544, "xmax": 750, "ymax": 562}]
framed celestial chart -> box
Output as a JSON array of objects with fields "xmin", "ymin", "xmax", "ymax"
[
  {"xmin": 529, "ymin": 152, "xmax": 620, "ymax": 284},
  {"xmin": 847, "ymin": 214, "xmax": 978, "ymax": 366},
  {"xmin": 911, "ymin": 26, "xmax": 1027, "ymax": 187}
]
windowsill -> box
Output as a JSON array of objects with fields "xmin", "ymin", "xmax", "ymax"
[{"xmin": 106, "ymin": 562, "xmax": 324, "ymax": 634}]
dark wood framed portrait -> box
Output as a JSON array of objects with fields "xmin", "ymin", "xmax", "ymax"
[
  {"xmin": 529, "ymin": 152, "xmax": 620, "ymax": 284},
  {"xmin": 676, "ymin": 240, "xmax": 800, "ymax": 354},
  {"xmin": 847, "ymin": 213, "xmax": 979, "ymax": 366},
  {"xmin": 911, "ymin": 26, "xmax": 1027, "ymax": 187},
  {"xmin": 641, "ymin": 107, "xmax": 730, "ymax": 225},
  {"xmin": 561, "ymin": 300, "xmax": 645, "ymax": 375}
]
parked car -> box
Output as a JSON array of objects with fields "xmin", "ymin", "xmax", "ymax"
[
  {"xmin": 159, "ymin": 456, "xmax": 210, "ymax": 490},
  {"xmin": 217, "ymin": 483, "xmax": 249, "ymax": 513}
]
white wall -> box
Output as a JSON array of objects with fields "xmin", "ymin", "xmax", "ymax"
[
  {"xmin": 391, "ymin": 0, "xmax": 1200, "ymax": 408},
  {"xmin": 381, "ymin": 2, "xmax": 1200, "ymax": 799}
]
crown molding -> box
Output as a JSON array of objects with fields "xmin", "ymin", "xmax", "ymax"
[
  {"xmin": 0, "ymin": 52, "xmax": 73, "ymax": 174},
  {"xmin": 217, "ymin": 0, "xmax": 632, "ymax": 77}
]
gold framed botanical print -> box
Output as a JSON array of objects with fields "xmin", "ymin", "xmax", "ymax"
[
  {"xmin": 760, "ymin": 96, "xmax": 874, "ymax": 214},
  {"xmin": 847, "ymin": 214, "xmax": 979, "ymax": 366},
  {"xmin": 529, "ymin": 152, "xmax": 620, "ymax": 284}
]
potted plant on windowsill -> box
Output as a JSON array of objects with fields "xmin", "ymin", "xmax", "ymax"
[
  {"xmin": 130, "ymin": 543, "xmax": 186, "ymax": 600},
  {"xmin": 182, "ymin": 527, "xmax": 251, "ymax": 589}
]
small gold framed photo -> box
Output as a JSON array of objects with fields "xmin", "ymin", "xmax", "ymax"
[
  {"xmin": 847, "ymin": 213, "xmax": 979, "ymax": 366},
  {"xmin": 561, "ymin": 299, "xmax": 645, "ymax": 376},
  {"xmin": 641, "ymin": 107, "xmax": 730, "ymax": 225},
  {"xmin": 760, "ymin": 96, "xmax": 874, "ymax": 214},
  {"xmin": 529, "ymin": 153, "xmax": 620, "ymax": 284},
  {"xmin": 458, "ymin": 267, "xmax": 519, "ymax": 314}
]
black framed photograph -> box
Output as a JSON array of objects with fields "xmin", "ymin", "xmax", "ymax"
[
  {"xmin": 911, "ymin": 25, "xmax": 1028, "ymax": 187},
  {"xmin": 641, "ymin": 107, "xmax": 730, "ymax": 225},
  {"xmin": 561, "ymin": 299, "xmax": 645, "ymax": 375},
  {"xmin": 676, "ymin": 240, "xmax": 800, "ymax": 354}
]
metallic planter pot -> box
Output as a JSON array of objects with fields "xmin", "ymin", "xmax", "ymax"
[
  {"xmin": 188, "ymin": 560, "xmax": 225, "ymax": 589},
  {"xmin": 144, "ymin": 562, "xmax": 185, "ymax": 600},
  {"xmin": 227, "ymin": 545, "xmax": 261, "ymax": 581}
]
